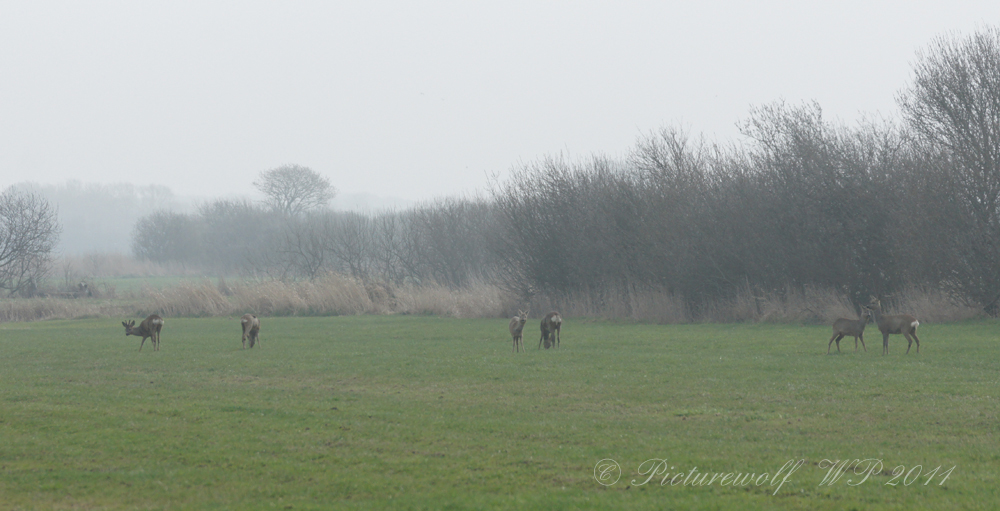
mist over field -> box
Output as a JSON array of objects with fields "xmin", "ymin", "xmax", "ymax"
[
  {"xmin": 11, "ymin": 181, "xmax": 414, "ymax": 255},
  {"xmin": 2, "ymin": 26, "xmax": 1000, "ymax": 327}
]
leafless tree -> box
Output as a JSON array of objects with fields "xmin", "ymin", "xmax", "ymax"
[
  {"xmin": 899, "ymin": 26, "xmax": 1000, "ymax": 313},
  {"xmin": 130, "ymin": 211, "xmax": 202, "ymax": 265},
  {"xmin": 0, "ymin": 188, "xmax": 60, "ymax": 296},
  {"xmin": 254, "ymin": 164, "xmax": 336, "ymax": 216}
]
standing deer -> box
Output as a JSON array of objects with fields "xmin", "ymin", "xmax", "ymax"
[
  {"xmin": 122, "ymin": 314, "xmax": 164, "ymax": 351},
  {"xmin": 828, "ymin": 308, "xmax": 872, "ymax": 354},
  {"xmin": 868, "ymin": 297, "xmax": 921, "ymax": 355},
  {"xmin": 509, "ymin": 310, "xmax": 528, "ymax": 353},
  {"xmin": 539, "ymin": 311, "xmax": 562, "ymax": 349},
  {"xmin": 241, "ymin": 313, "xmax": 261, "ymax": 349}
]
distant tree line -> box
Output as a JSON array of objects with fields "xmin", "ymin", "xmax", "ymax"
[
  {"xmin": 130, "ymin": 27, "xmax": 1000, "ymax": 314},
  {"xmin": 131, "ymin": 167, "xmax": 496, "ymax": 288}
]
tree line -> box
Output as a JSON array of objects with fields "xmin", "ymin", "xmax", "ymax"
[
  {"xmin": 6, "ymin": 28, "xmax": 998, "ymax": 316},
  {"xmin": 127, "ymin": 28, "xmax": 1000, "ymax": 315}
]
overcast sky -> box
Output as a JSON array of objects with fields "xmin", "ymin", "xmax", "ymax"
[{"xmin": 1, "ymin": 1, "xmax": 997, "ymax": 202}]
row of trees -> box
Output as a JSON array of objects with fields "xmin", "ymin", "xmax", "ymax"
[
  {"xmin": 125, "ymin": 27, "xmax": 1000, "ymax": 314},
  {"xmin": 132, "ymin": 196, "xmax": 496, "ymax": 289}
]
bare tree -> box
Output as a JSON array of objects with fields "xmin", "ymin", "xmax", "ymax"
[
  {"xmin": 281, "ymin": 212, "xmax": 331, "ymax": 280},
  {"xmin": 130, "ymin": 211, "xmax": 201, "ymax": 266},
  {"xmin": 254, "ymin": 164, "xmax": 336, "ymax": 216},
  {"xmin": 899, "ymin": 26, "xmax": 1000, "ymax": 313},
  {"xmin": 0, "ymin": 188, "xmax": 61, "ymax": 296}
]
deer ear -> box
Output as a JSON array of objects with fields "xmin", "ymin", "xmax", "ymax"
[{"xmin": 122, "ymin": 321, "xmax": 128, "ymax": 327}]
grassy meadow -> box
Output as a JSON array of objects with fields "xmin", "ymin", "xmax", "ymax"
[{"xmin": 0, "ymin": 315, "xmax": 997, "ymax": 509}]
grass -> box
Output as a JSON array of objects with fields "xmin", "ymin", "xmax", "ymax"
[{"xmin": 0, "ymin": 316, "xmax": 997, "ymax": 509}]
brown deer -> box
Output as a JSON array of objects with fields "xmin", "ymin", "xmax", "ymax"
[
  {"xmin": 868, "ymin": 297, "xmax": 921, "ymax": 355},
  {"xmin": 828, "ymin": 308, "xmax": 872, "ymax": 354},
  {"xmin": 241, "ymin": 314, "xmax": 261, "ymax": 349},
  {"xmin": 122, "ymin": 314, "xmax": 164, "ymax": 351},
  {"xmin": 509, "ymin": 310, "xmax": 528, "ymax": 353},
  {"xmin": 539, "ymin": 311, "xmax": 562, "ymax": 349}
]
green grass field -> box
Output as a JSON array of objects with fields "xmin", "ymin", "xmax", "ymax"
[{"xmin": 0, "ymin": 316, "xmax": 997, "ymax": 510}]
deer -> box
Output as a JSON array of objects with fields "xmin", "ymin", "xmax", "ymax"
[
  {"xmin": 828, "ymin": 307, "xmax": 872, "ymax": 354},
  {"xmin": 509, "ymin": 310, "xmax": 528, "ymax": 353},
  {"xmin": 539, "ymin": 311, "xmax": 562, "ymax": 349},
  {"xmin": 122, "ymin": 314, "xmax": 164, "ymax": 351},
  {"xmin": 241, "ymin": 313, "xmax": 261, "ymax": 349},
  {"xmin": 867, "ymin": 297, "xmax": 921, "ymax": 355}
]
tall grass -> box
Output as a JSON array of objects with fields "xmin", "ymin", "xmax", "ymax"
[
  {"xmin": 0, "ymin": 274, "xmax": 985, "ymax": 324},
  {"xmin": 526, "ymin": 283, "xmax": 984, "ymax": 324}
]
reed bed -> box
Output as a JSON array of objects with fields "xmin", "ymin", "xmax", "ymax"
[{"xmin": 0, "ymin": 274, "xmax": 986, "ymax": 324}]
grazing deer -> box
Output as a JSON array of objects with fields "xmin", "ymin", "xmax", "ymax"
[
  {"xmin": 122, "ymin": 314, "xmax": 164, "ymax": 351},
  {"xmin": 868, "ymin": 297, "xmax": 921, "ymax": 355},
  {"xmin": 539, "ymin": 311, "xmax": 562, "ymax": 349},
  {"xmin": 241, "ymin": 313, "xmax": 261, "ymax": 349},
  {"xmin": 828, "ymin": 308, "xmax": 871, "ymax": 354},
  {"xmin": 509, "ymin": 310, "xmax": 528, "ymax": 353}
]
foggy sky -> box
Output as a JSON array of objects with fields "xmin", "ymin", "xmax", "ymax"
[{"xmin": 1, "ymin": 1, "xmax": 997, "ymax": 202}]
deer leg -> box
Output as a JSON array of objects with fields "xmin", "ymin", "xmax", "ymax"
[
  {"xmin": 905, "ymin": 333, "xmax": 914, "ymax": 354},
  {"xmin": 538, "ymin": 333, "xmax": 544, "ymax": 350},
  {"xmin": 858, "ymin": 334, "xmax": 867, "ymax": 352},
  {"xmin": 826, "ymin": 334, "xmax": 843, "ymax": 355},
  {"xmin": 911, "ymin": 332, "xmax": 920, "ymax": 353},
  {"xmin": 139, "ymin": 336, "xmax": 146, "ymax": 352},
  {"xmin": 556, "ymin": 329, "xmax": 560, "ymax": 348},
  {"xmin": 882, "ymin": 333, "xmax": 890, "ymax": 355}
]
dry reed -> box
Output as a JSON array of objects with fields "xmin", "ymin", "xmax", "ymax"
[{"xmin": 0, "ymin": 273, "xmax": 987, "ymax": 324}]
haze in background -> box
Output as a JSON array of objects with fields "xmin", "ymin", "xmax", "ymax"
[
  {"xmin": 2, "ymin": 1, "xmax": 996, "ymax": 204},
  {"xmin": 11, "ymin": 180, "xmax": 415, "ymax": 255}
]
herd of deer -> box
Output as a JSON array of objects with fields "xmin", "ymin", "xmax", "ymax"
[
  {"xmin": 121, "ymin": 313, "xmax": 261, "ymax": 351},
  {"xmin": 120, "ymin": 296, "xmax": 918, "ymax": 356},
  {"xmin": 509, "ymin": 310, "xmax": 562, "ymax": 353},
  {"xmin": 513, "ymin": 297, "xmax": 921, "ymax": 357},
  {"xmin": 828, "ymin": 297, "xmax": 921, "ymax": 355}
]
